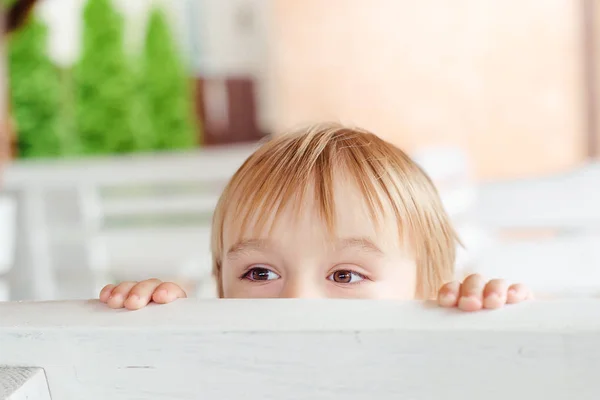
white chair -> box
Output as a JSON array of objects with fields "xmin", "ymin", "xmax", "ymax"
[
  {"xmin": 413, "ymin": 146, "xmax": 493, "ymax": 279},
  {"xmin": 473, "ymin": 162, "xmax": 600, "ymax": 297},
  {"xmin": 0, "ymin": 196, "xmax": 17, "ymax": 301},
  {"xmin": 81, "ymin": 181, "xmax": 222, "ymax": 297},
  {"xmin": 2, "ymin": 144, "xmax": 258, "ymax": 301},
  {"xmin": 415, "ymin": 149, "xmax": 600, "ymax": 297}
]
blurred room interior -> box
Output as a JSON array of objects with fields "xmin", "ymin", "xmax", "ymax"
[{"xmin": 1, "ymin": 0, "xmax": 600, "ymax": 301}]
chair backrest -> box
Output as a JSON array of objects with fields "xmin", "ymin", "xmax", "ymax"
[
  {"xmin": 413, "ymin": 146, "xmax": 483, "ymax": 277},
  {"xmin": 475, "ymin": 163, "xmax": 600, "ymax": 231},
  {"xmin": 472, "ymin": 162, "xmax": 600, "ymax": 297},
  {"xmin": 87, "ymin": 177, "xmax": 225, "ymax": 297},
  {"xmin": 2, "ymin": 145, "xmax": 257, "ymax": 300},
  {"xmin": 416, "ymin": 152, "xmax": 600, "ymax": 297},
  {"xmin": 0, "ymin": 196, "xmax": 16, "ymax": 273},
  {"xmin": 0, "ymin": 195, "xmax": 17, "ymax": 301}
]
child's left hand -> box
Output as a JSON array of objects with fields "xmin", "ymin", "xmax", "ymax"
[{"xmin": 437, "ymin": 274, "xmax": 532, "ymax": 312}]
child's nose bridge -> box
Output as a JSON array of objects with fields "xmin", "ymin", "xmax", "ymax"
[{"xmin": 279, "ymin": 274, "xmax": 323, "ymax": 299}]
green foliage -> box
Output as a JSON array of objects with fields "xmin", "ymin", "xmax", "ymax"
[
  {"xmin": 141, "ymin": 7, "xmax": 198, "ymax": 150},
  {"xmin": 7, "ymin": 0, "xmax": 200, "ymax": 159},
  {"xmin": 74, "ymin": 0, "xmax": 138, "ymax": 154},
  {"xmin": 8, "ymin": 15, "xmax": 64, "ymax": 158}
]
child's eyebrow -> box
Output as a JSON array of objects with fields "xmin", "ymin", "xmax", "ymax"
[
  {"xmin": 226, "ymin": 239, "xmax": 272, "ymax": 259},
  {"xmin": 337, "ymin": 237, "xmax": 384, "ymax": 256}
]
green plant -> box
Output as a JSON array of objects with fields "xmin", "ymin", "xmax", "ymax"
[
  {"xmin": 7, "ymin": 15, "xmax": 64, "ymax": 158},
  {"xmin": 141, "ymin": 7, "xmax": 198, "ymax": 150},
  {"xmin": 74, "ymin": 0, "xmax": 137, "ymax": 154}
]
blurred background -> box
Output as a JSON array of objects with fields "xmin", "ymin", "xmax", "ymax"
[{"xmin": 1, "ymin": 0, "xmax": 599, "ymax": 301}]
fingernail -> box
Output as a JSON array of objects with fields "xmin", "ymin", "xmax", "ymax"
[
  {"xmin": 109, "ymin": 293, "xmax": 121, "ymax": 300},
  {"xmin": 458, "ymin": 295, "xmax": 479, "ymax": 308},
  {"xmin": 485, "ymin": 293, "xmax": 502, "ymax": 306},
  {"xmin": 129, "ymin": 294, "xmax": 140, "ymax": 302},
  {"xmin": 486, "ymin": 292, "xmax": 502, "ymax": 300}
]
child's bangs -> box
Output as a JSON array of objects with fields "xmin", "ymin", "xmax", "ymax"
[{"xmin": 221, "ymin": 132, "xmax": 415, "ymax": 247}]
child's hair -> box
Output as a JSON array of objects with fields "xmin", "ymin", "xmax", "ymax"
[{"xmin": 211, "ymin": 123, "xmax": 461, "ymax": 298}]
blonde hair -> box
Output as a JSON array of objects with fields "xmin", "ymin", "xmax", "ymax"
[{"xmin": 211, "ymin": 123, "xmax": 460, "ymax": 298}]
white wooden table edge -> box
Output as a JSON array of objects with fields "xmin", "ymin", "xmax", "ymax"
[
  {"xmin": 2, "ymin": 299, "xmax": 600, "ymax": 400},
  {"xmin": 1, "ymin": 298, "xmax": 599, "ymax": 332}
]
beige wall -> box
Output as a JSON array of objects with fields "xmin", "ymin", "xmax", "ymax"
[
  {"xmin": 592, "ymin": 0, "xmax": 600, "ymax": 158},
  {"xmin": 267, "ymin": 0, "xmax": 587, "ymax": 180}
]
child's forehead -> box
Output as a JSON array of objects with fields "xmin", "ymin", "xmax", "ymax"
[{"xmin": 221, "ymin": 177, "xmax": 403, "ymax": 251}]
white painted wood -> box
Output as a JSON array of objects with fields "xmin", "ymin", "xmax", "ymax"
[
  {"xmin": 413, "ymin": 147, "xmax": 485, "ymax": 276},
  {"xmin": 0, "ymin": 367, "xmax": 51, "ymax": 400},
  {"xmin": 2, "ymin": 145, "xmax": 258, "ymax": 189},
  {"xmin": 101, "ymin": 194, "xmax": 219, "ymax": 217},
  {"xmin": 9, "ymin": 188, "xmax": 56, "ymax": 301},
  {"xmin": 99, "ymin": 226, "xmax": 212, "ymax": 279},
  {"xmin": 475, "ymin": 162, "xmax": 600, "ymax": 230},
  {"xmin": 91, "ymin": 178, "xmax": 219, "ymax": 287},
  {"xmin": 1, "ymin": 299, "xmax": 600, "ymax": 399},
  {"xmin": 465, "ymin": 162, "xmax": 600, "ymax": 294},
  {"xmin": 2, "ymin": 146, "xmax": 257, "ymax": 300},
  {"xmin": 194, "ymin": 274, "xmax": 218, "ymax": 298},
  {"xmin": 0, "ymin": 196, "xmax": 17, "ymax": 275},
  {"xmin": 413, "ymin": 146, "xmax": 475, "ymax": 219},
  {"xmin": 475, "ymin": 233, "xmax": 600, "ymax": 296},
  {"xmin": 0, "ymin": 281, "xmax": 9, "ymax": 303}
]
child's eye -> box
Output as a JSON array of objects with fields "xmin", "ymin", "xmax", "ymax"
[
  {"xmin": 327, "ymin": 270, "xmax": 365, "ymax": 284},
  {"xmin": 243, "ymin": 266, "xmax": 280, "ymax": 282}
]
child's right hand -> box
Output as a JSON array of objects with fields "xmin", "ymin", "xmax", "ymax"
[{"xmin": 99, "ymin": 279, "xmax": 187, "ymax": 310}]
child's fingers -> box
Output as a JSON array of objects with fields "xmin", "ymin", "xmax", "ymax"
[
  {"xmin": 152, "ymin": 282, "xmax": 187, "ymax": 304},
  {"xmin": 482, "ymin": 279, "xmax": 508, "ymax": 309},
  {"xmin": 507, "ymin": 283, "xmax": 532, "ymax": 304},
  {"xmin": 437, "ymin": 281, "xmax": 460, "ymax": 307},
  {"xmin": 99, "ymin": 284, "xmax": 115, "ymax": 303},
  {"xmin": 106, "ymin": 281, "xmax": 138, "ymax": 309},
  {"xmin": 458, "ymin": 273, "xmax": 485, "ymax": 312},
  {"xmin": 124, "ymin": 279, "xmax": 164, "ymax": 310}
]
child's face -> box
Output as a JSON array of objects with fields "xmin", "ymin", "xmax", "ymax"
[{"xmin": 219, "ymin": 179, "xmax": 417, "ymax": 299}]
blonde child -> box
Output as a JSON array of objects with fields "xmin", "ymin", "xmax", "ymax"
[{"xmin": 100, "ymin": 123, "xmax": 532, "ymax": 311}]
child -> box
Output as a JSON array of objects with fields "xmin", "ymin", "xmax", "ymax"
[{"xmin": 100, "ymin": 123, "xmax": 532, "ymax": 311}]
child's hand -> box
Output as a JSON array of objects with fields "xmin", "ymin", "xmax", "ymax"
[
  {"xmin": 437, "ymin": 274, "xmax": 532, "ymax": 312},
  {"xmin": 99, "ymin": 279, "xmax": 187, "ymax": 310}
]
